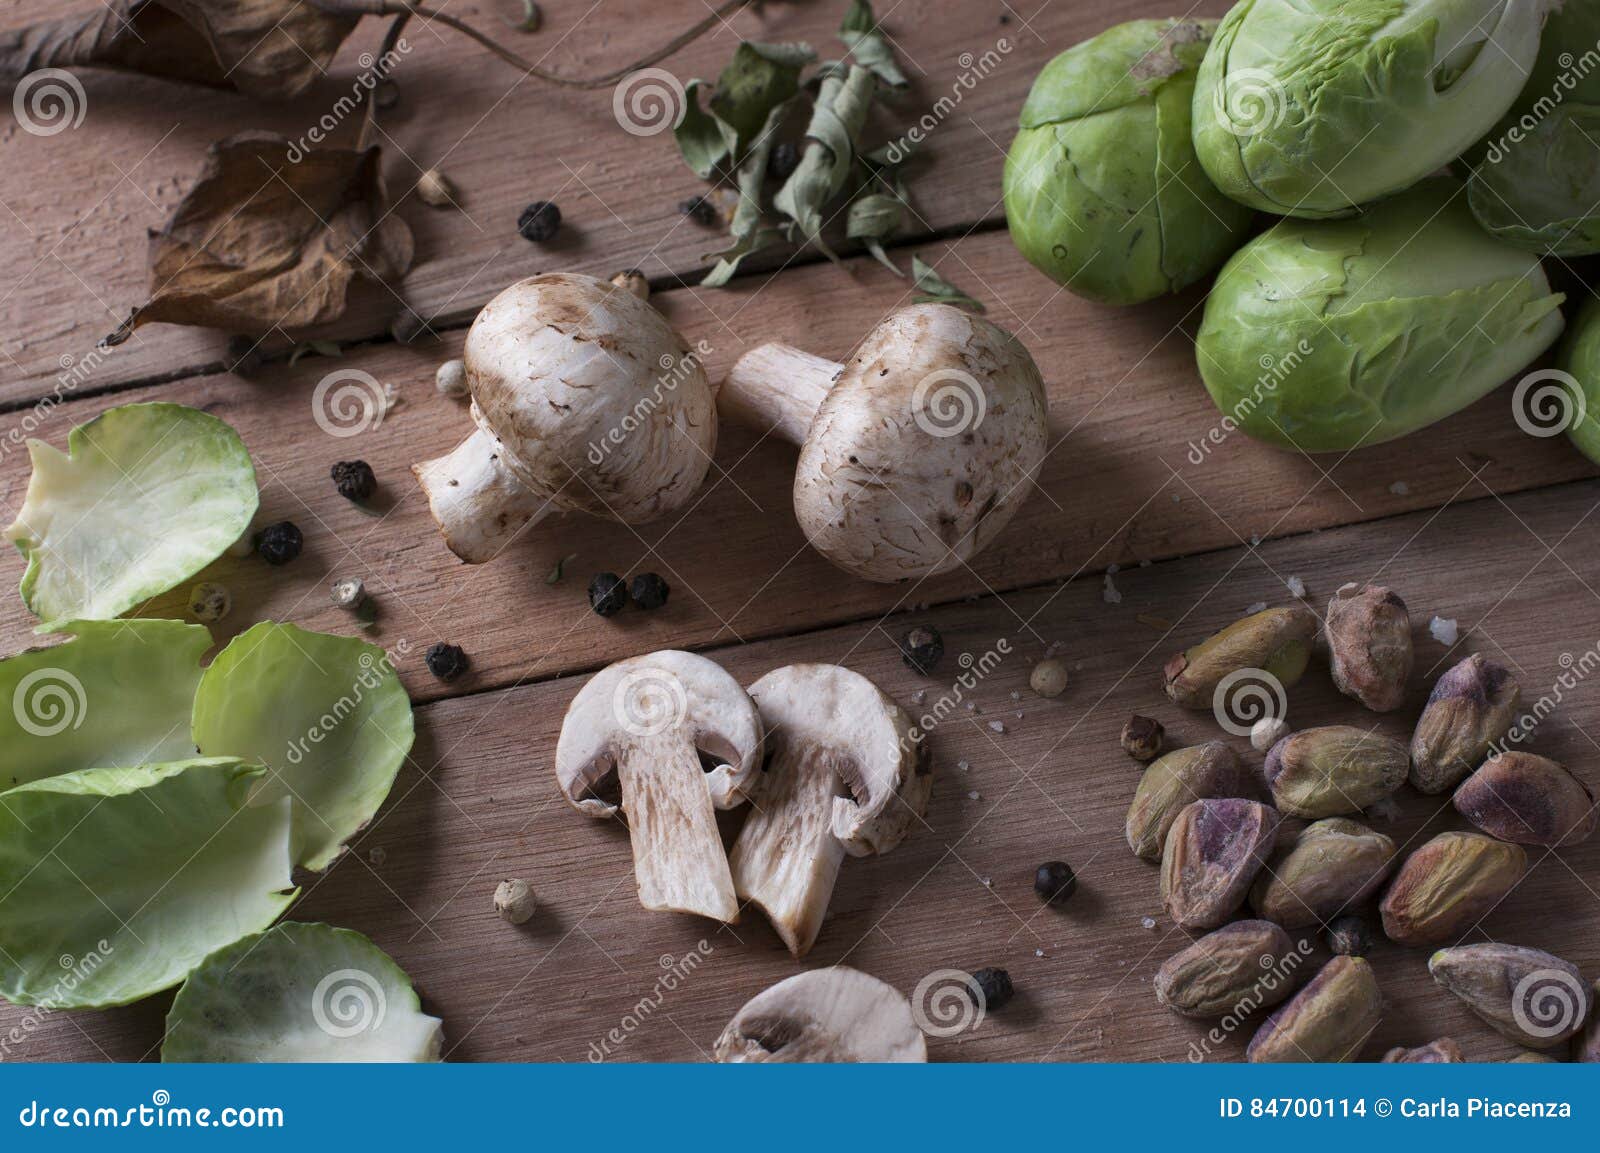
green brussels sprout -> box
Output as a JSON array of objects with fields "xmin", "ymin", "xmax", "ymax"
[
  {"xmin": 1560, "ymin": 299, "xmax": 1600, "ymax": 464},
  {"xmin": 1196, "ymin": 178, "xmax": 1566, "ymax": 453},
  {"xmin": 1469, "ymin": 2, "xmax": 1600, "ymax": 255},
  {"xmin": 1002, "ymin": 19, "xmax": 1254, "ymax": 305},
  {"xmin": 1192, "ymin": 0, "xmax": 1546, "ymax": 219}
]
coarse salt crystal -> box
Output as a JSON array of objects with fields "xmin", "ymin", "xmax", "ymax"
[{"xmin": 1429, "ymin": 616, "xmax": 1459, "ymax": 646}]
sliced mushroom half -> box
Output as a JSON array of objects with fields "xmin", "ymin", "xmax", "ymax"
[
  {"xmin": 555, "ymin": 650, "xmax": 761, "ymax": 921},
  {"xmin": 714, "ymin": 967, "xmax": 927, "ymax": 1062},
  {"xmin": 728, "ymin": 664, "xmax": 932, "ymax": 956}
]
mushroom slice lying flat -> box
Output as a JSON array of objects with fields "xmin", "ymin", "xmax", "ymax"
[
  {"xmin": 714, "ymin": 967, "xmax": 927, "ymax": 1062},
  {"xmin": 718, "ymin": 303, "xmax": 1048, "ymax": 582},
  {"xmin": 728, "ymin": 664, "xmax": 932, "ymax": 956},
  {"xmin": 555, "ymin": 650, "xmax": 761, "ymax": 921},
  {"xmin": 414, "ymin": 273, "xmax": 717, "ymax": 563}
]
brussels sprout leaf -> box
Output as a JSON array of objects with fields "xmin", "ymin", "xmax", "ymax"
[
  {"xmin": 4, "ymin": 403, "xmax": 258, "ymax": 632},
  {"xmin": 164, "ymin": 922, "xmax": 443, "ymax": 1062},
  {"xmin": 0, "ymin": 619, "xmax": 211, "ymax": 789},
  {"xmin": 191, "ymin": 622, "xmax": 414, "ymax": 871},
  {"xmin": 0, "ymin": 758, "xmax": 296, "ymax": 1008}
]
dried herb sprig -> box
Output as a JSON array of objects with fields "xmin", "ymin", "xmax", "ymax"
[{"xmin": 671, "ymin": 0, "xmax": 918, "ymax": 286}]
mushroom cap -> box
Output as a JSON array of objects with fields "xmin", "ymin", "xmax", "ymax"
[
  {"xmin": 713, "ymin": 967, "xmax": 927, "ymax": 1062},
  {"xmin": 555, "ymin": 650, "xmax": 762, "ymax": 818},
  {"xmin": 466, "ymin": 273, "xmax": 717, "ymax": 523},
  {"xmin": 792, "ymin": 303, "xmax": 1049, "ymax": 582},
  {"xmin": 746, "ymin": 663, "xmax": 930, "ymax": 856}
]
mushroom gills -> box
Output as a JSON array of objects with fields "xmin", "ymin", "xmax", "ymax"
[
  {"xmin": 713, "ymin": 967, "xmax": 927, "ymax": 1063},
  {"xmin": 412, "ymin": 426, "xmax": 550, "ymax": 564},
  {"xmin": 618, "ymin": 729, "xmax": 740, "ymax": 922}
]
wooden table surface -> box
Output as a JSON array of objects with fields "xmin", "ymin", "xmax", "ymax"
[{"xmin": 2, "ymin": 0, "xmax": 1598, "ymax": 1063}]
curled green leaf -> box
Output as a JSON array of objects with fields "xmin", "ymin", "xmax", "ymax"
[
  {"xmin": 4, "ymin": 402, "xmax": 258, "ymax": 632},
  {"xmin": 912, "ymin": 255, "xmax": 985, "ymax": 311},
  {"xmin": 0, "ymin": 619, "xmax": 211, "ymax": 789},
  {"xmin": 774, "ymin": 65, "xmax": 877, "ymax": 259},
  {"xmin": 702, "ymin": 98, "xmax": 795, "ymax": 287},
  {"xmin": 838, "ymin": 0, "xmax": 907, "ymax": 87}
]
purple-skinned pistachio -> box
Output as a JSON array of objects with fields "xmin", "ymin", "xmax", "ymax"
[
  {"xmin": 1326, "ymin": 583, "xmax": 1413, "ymax": 712},
  {"xmin": 1453, "ymin": 751, "xmax": 1597, "ymax": 847},
  {"xmin": 1409, "ymin": 653, "xmax": 1521, "ymax": 794},
  {"xmin": 1160, "ymin": 798, "xmax": 1280, "ymax": 930}
]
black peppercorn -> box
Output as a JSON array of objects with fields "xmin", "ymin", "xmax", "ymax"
[
  {"xmin": 898, "ymin": 625, "xmax": 944, "ymax": 675},
  {"xmin": 425, "ymin": 642, "xmax": 470, "ymax": 682},
  {"xmin": 1033, "ymin": 861, "xmax": 1076, "ymax": 906},
  {"xmin": 1326, "ymin": 915, "xmax": 1372, "ymax": 958},
  {"xmin": 331, "ymin": 460, "xmax": 377, "ymax": 503},
  {"xmin": 970, "ymin": 967, "xmax": 1013, "ymax": 1010},
  {"xmin": 517, "ymin": 200, "xmax": 562, "ymax": 242},
  {"xmin": 254, "ymin": 521, "xmax": 303, "ymax": 566},
  {"xmin": 588, "ymin": 572, "xmax": 628, "ymax": 617},
  {"xmin": 769, "ymin": 141, "xmax": 800, "ymax": 181},
  {"xmin": 630, "ymin": 572, "xmax": 670, "ymax": 611},
  {"xmin": 678, "ymin": 195, "xmax": 718, "ymax": 227}
]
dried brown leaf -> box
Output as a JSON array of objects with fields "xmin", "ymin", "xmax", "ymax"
[
  {"xmin": 106, "ymin": 132, "xmax": 412, "ymax": 346},
  {"xmin": 0, "ymin": 0, "xmax": 359, "ymax": 101}
]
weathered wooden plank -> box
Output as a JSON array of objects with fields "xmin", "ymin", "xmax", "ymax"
[
  {"xmin": 0, "ymin": 0, "xmax": 1231, "ymax": 406},
  {"xmin": 6, "ymin": 477, "xmax": 1598, "ymax": 1062},
  {"xmin": 2, "ymin": 229, "xmax": 1594, "ymax": 700}
]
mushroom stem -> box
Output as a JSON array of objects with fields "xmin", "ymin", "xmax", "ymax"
[
  {"xmin": 728, "ymin": 745, "xmax": 847, "ymax": 956},
  {"xmin": 412, "ymin": 426, "xmax": 550, "ymax": 564},
  {"xmin": 720, "ymin": 345, "xmax": 840, "ymax": 446},
  {"xmin": 620, "ymin": 732, "xmax": 740, "ymax": 922}
]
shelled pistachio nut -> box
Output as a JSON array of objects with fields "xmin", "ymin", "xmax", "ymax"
[
  {"xmin": 1125, "ymin": 741, "xmax": 1258, "ymax": 862},
  {"xmin": 1163, "ymin": 606, "xmax": 1317, "ymax": 710},
  {"xmin": 1453, "ymin": 751, "xmax": 1597, "ymax": 848},
  {"xmin": 1246, "ymin": 955, "xmax": 1381, "ymax": 1064},
  {"xmin": 1429, "ymin": 944, "xmax": 1590, "ymax": 1050},
  {"xmin": 1249, "ymin": 818, "xmax": 1397, "ymax": 929},
  {"xmin": 1325, "ymin": 584, "xmax": 1413, "ymax": 712},
  {"xmin": 1160, "ymin": 798, "xmax": 1279, "ymax": 930},
  {"xmin": 1409, "ymin": 653, "xmax": 1520, "ymax": 794},
  {"xmin": 1379, "ymin": 832, "xmax": 1526, "ymax": 948},
  {"xmin": 1264, "ymin": 726, "xmax": 1409, "ymax": 818},
  {"xmin": 1154, "ymin": 920, "xmax": 1302, "ymax": 1019}
]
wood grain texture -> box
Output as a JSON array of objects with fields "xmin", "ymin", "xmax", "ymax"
[
  {"xmin": 2, "ymin": 229, "xmax": 1594, "ymax": 702},
  {"xmin": 5, "ymin": 479, "xmax": 1599, "ymax": 1063},
  {"xmin": 0, "ymin": 0, "xmax": 1232, "ymax": 406}
]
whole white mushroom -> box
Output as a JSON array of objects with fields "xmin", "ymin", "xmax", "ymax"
[
  {"xmin": 413, "ymin": 274, "xmax": 717, "ymax": 563},
  {"xmin": 718, "ymin": 303, "xmax": 1049, "ymax": 582}
]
